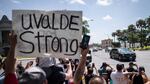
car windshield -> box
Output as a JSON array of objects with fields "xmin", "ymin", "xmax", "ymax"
[{"xmin": 119, "ymin": 48, "xmax": 132, "ymax": 53}]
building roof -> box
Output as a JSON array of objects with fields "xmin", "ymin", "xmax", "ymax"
[{"xmin": 0, "ymin": 15, "xmax": 12, "ymax": 29}]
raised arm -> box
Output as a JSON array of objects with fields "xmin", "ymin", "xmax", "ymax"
[
  {"xmin": 65, "ymin": 61, "xmax": 73, "ymax": 80},
  {"xmin": 4, "ymin": 32, "xmax": 18, "ymax": 84},
  {"xmin": 92, "ymin": 63, "xmax": 99, "ymax": 76},
  {"xmin": 74, "ymin": 48, "xmax": 89, "ymax": 84},
  {"xmin": 5, "ymin": 32, "xmax": 17, "ymax": 74},
  {"xmin": 107, "ymin": 64, "xmax": 114, "ymax": 70},
  {"xmin": 142, "ymin": 71, "xmax": 148, "ymax": 83}
]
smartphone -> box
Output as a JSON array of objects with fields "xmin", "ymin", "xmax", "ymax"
[{"xmin": 80, "ymin": 34, "xmax": 90, "ymax": 49}]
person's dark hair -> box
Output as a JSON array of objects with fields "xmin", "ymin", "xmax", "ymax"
[
  {"xmin": 116, "ymin": 64, "xmax": 123, "ymax": 71},
  {"xmin": 129, "ymin": 62, "xmax": 133, "ymax": 65},
  {"xmin": 100, "ymin": 62, "xmax": 107, "ymax": 68},
  {"xmin": 88, "ymin": 50, "xmax": 91, "ymax": 54},
  {"xmin": 129, "ymin": 62, "xmax": 134, "ymax": 67},
  {"xmin": 46, "ymin": 65, "xmax": 66, "ymax": 84},
  {"xmin": 88, "ymin": 67, "xmax": 93, "ymax": 74},
  {"xmin": 139, "ymin": 66, "xmax": 145, "ymax": 72}
]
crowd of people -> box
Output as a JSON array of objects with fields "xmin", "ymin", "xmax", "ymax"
[{"xmin": 0, "ymin": 33, "xmax": 150, "ymax": 84}]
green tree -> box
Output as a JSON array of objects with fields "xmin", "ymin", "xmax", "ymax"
[
  {"xmin": 115, "ymin": 30, "xmax": 128, "ymax": 47},
  {"xmin": 115, "ymin": 30, "xmax": 122, "ymax": 42},
  {"xmin": 120, "ymin": 30, "xmax": 128, "ymax": 48},
  {"xmin": 112, "ymin": 32, "xmax": 116, "ymax": 42},
  {"xmin": 145, "ymin": 16, "xmax": 150, "ymax": 30},
  {"xmin": 82, "ymin": 20, "xmax": 90, "ymax": 35},
  {"xmin": 128, "ymin": 24, "xmax": 136, "ymax": 48},
  {"xmin": 136, "ymin": 19, "xmax": 146, "ymax": 48},
  {"xmin": 145, "ymin": 16, "xmax": 150, "ymax": 45}
]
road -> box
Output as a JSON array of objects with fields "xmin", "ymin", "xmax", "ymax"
[{"xmin": 91, "ymin": 50, "xmax": 150, "ymax": 77}]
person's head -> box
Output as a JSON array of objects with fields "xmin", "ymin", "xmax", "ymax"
[
  {"xmin": 89, "ymin": 76, "xmax": 105, "ymax": 84},
  {"xmin": 139, "ymin": 66, "xmax": 145, "ymax": 74},
  {"xmin": 116, "ymin": 64, "xmax": 123, "ymax": 72},
  {"xmin": 129, "ymin": 62, "xmax": 134, "ymax": 67},
  {"xmin": 19, "ymin": 67, "xmax": 47, "ymax": 84},
  {"xmin": 87, "ymin": 67, "xmax": 93, "ymax": 74},
  {"xmin": 101, "ymin": 62, "xmax": 107, "ymax": 68}
]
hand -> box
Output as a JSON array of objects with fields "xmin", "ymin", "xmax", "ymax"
[
  {"xmin": 9, "ymin": 32, "xmax": 17, "ymax": 49},
  {"xmin": 92, "ymin": 63, "xmax": 95, "ymax": 68},
  {"xmin": 66, "ymin": 62, "xmax": 71, "ymax": 68},
  {"xmin": 81, "ymin": 48, "xmax": 89, "ymax": 57}
]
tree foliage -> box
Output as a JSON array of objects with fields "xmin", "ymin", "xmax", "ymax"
[
  {"xmin": 82, "ymin": 20, "xmax": 90, "ymax": 35},
  {"xmin": 112, "ymin": 16, "xmax": 150, "ymax": 48}
]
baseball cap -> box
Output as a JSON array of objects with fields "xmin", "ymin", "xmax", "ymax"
[{"xmin": 19, "ymin": 67, "xmax": 46, "ymax": 84}]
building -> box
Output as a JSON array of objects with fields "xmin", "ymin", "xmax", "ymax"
[
  {"xmin": 0, "ymin": 15, "xmax": 12, "ymax": 47},
  {"xmin": 101, "ymin": 39, "xmax": 113, "ymax": 49}
]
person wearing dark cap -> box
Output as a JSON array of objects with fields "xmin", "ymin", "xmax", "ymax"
[
  {"xmin": 111, "ymin": 64, "xmax": 130, "ymax": 84},
  {"xmin": 126, "ymin": 62, "xmax": 138, "ymax": 72},
  {"xmin": 126, "ymin": 62, "xmax": 138, "ymax": 81}
]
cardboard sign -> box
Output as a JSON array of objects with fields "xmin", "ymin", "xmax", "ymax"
[{"xmin": 13, "ymin": 10, "xmax": 82, "ymax": 59}]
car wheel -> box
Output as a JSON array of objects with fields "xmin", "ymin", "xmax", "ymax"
[
  {"xmin": 132, "ymin": 59, "xmax": 135, "ymax": 61},
  {"xmin": 110, "ymin": 55, "xmax": 113, "ymax": 59},
  {"xmin": 118, "ymin": 56, "xmax": 122, "ymax": 61}
]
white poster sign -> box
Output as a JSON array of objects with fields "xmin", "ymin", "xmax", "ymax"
[{"xmin": 13, "ymin": 10, "xmax": 82, "ymax": 59}]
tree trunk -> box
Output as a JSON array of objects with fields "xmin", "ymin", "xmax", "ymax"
[
  {"xmin": 129, "ymin": 43, "xmax": 131, "ymax": 48},
  {"xmin": 131, "ymin": 33, "xmax": 134, "ymax": 48},
  {"xmin": 124, "ymin": 41, "xmax": 126, "ymax": 48},
  {"xmin": 140, "ymin": 28, "xmax": 143, "ymax": 48}
]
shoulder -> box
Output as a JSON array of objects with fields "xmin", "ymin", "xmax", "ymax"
[
  {"xmin": 110, "ymin": 71, "xmax": 117, "ymax": 78},
  {"xmin": 111, "ymin": 71, "xmax": 117, "ymax": 75}
]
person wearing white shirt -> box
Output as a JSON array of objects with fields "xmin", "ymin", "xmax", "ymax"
[{"xmin": 111, "ymin": 64, "xmax": 129, "ymax": 84}]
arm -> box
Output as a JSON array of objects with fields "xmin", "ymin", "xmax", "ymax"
[
  {"xmin": 107, "ymin": 64, "xmax": 114, "ymax": 70},
  {"xmin": 5, "ymin": 32, "xmax": 17, "ymax": 75},
  {"xmin": 92, "ymin": 63, "xmax": 99, "ymax": 76},
  {"xmin": 141, "ymin": 71, "xmax": 148, "ymax": 83},
  {"xmin": 134, "ymin": 64, "xmax": 138, "ymax": 71},
  {"xmin": 4, "ymin": 32, "xmax": 18, "ymax": 84},
  {"xmin": 74, "ymin": 48, "xmax": 89, "ymax": 84},
  {"xmin": 65, "ymin": 61, "xmax": 73, "ymax": 80}
]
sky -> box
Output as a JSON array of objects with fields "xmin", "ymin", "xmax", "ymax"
[{"xmin": 0, "ymin": 0, "xmax": 150, "ymax": 44}]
